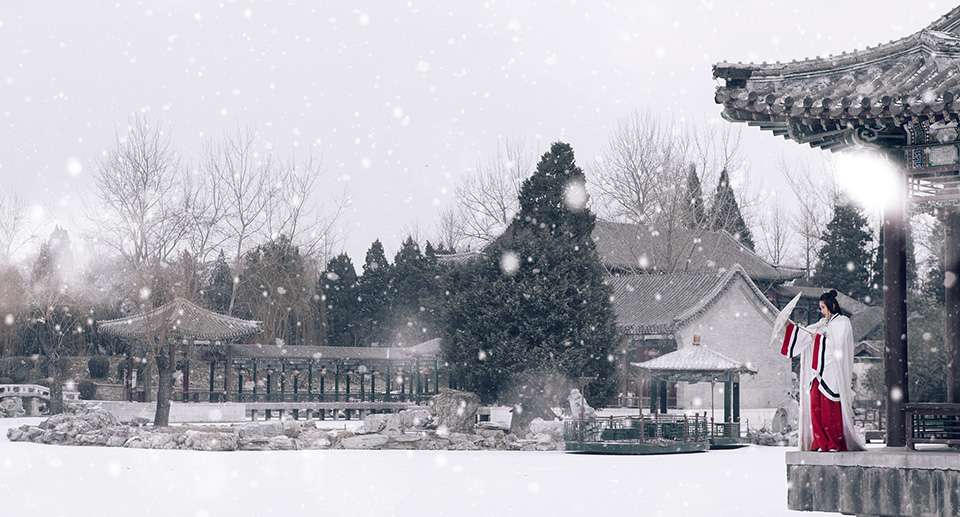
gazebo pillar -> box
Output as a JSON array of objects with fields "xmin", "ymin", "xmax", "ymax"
[
  {"xmin": 946, "ymin": 208, "xmax": 960, "ymax": 403},
  {"xmin": 658, "ymin": 381, "xmax": 667, "ymax": 414},
  {"xmin": 723, "ymin": 374, "xmax": 732, "ymax": 424},
  {"xmin": 883, "ymin": 169, "xmax": 909, "ymax": 447},
  {"xmin": 224, "ymin": 345, "xmax": 234, "ymax": 402},
  {"xmin": 182, "ymin": 352, "xmax": 190, "ymax": 402}
]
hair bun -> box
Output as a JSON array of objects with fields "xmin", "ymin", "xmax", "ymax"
[{"xmin": 827, "ymin": 289, "xmax": 838, "ymax": 298}]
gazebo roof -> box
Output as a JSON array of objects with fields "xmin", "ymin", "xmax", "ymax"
[
  {"xmin": 633, "ymin": 341, "xmax": 757, "ymax": 382},
  {"xmin": 98, "ymin": 297, "xmax": 262, "ymax": 342},
  {"xmin": 713, "ymin": 7, "xmax": 960, "ymax": 152}
]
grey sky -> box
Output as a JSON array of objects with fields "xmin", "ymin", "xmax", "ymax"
[{"xmin": 0, "ymin": 1, "xmax": 948, "ymax": 263}]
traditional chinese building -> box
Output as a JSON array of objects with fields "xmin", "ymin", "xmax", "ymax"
[{"xmin": 714, "ymin": 6, "xmax": 960, "ymax": 515}]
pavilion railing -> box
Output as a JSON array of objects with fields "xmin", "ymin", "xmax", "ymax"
[
  {"xmin": 172, "ymin": 390, "xmax": 432, "ymax": 404},
  {"xmin": 905, "ymin": 403, "xmax": 960, "ymax": 450},
  {"xmin": 709, "ymin": 421, "xmax": 742, "ymax": 439},
  {"xmin": 563, "ymin": 414, "xmax": 708, "ymax": 444}
]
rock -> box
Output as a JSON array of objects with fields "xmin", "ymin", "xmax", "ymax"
[
  {"xmin": 429, "ymin": 389, "xmax": 481, "ymax": 433},
  {"xmin": 125, "ymin": 417, "xmax": 151, "ymax": 427},
  {"xmin": 238, "ymin": 437, "xmax": 272, "ymax": 451},
  {"xmin": 447, "ymin": 432, "xmax": 483, "ymax": 451},
  {"xmin": 362, "ymin": 413, "xmax": 403, "ymax": 434},
  {"xmin": 267, "ymin": 435, "xmax": 298, "ymax": 450},
  {"xmin": 384, "ymin": 432, "xmax": 423, "ymax": 450},
  {"xmin": 568, "ymin": 389, "xmax": 596, "ymax": 420},
  {"xmin": 339, "ymin": 434, "xmax": 389, "ymax": 450},
  {"xmin": 75, "ymin": 431, "xmax": 110, "ymax": 446},
  {"xmin": 182, "ymin": 430, "xmax": 238, "ymax": 451},
  {"xmin": 281, "ymin": 420, "xmax": 303, "ymax": 438},
  {"xmin": 237, "ymin": 422, "xmax": 283, "ymax": 440},
  {"xmin": 298, "ymin": 431, "xmax": 332, "ymax": 449},
  {"xmin": 533, "ymin": 432, "xmax": 554, "ymax": 445},
  {"xmin": 528, "ymin": 418, "xmax": 564, "ymax": 441},
  {"xmin": 398, "ymin": 408, "xmax": 433, "ymax": 429},
  {"xmin": 0, "ymin": 397, "xmax": 25, "ymax": 418},
  {"xmin": 6, "ymin": 426, "xmax": 24, "ymax": 442}
]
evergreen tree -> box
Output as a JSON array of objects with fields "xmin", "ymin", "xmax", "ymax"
[
  {"xmin": 320, "ymin": 253, "xmax": 360, "ymax": 346},
  {"xmin": 203, "ymin": 250, "xmax": 234, "ymax": 313},
  {"xmin": 683, "ymin": 165, "xmax": 707, "ymax": 229},
  {"xmin": 710, "ymin": 168, "xmax": 755, "ymax": 250},
  {"xmin": 357, "ymin": 239, "xmax": 393, "ymax": 345},
  {"xmin": 813, "ymin": 201, "xmax": 874, "ymax": 301},
  {"xmin": 387, "ymin": 236, "xmax": 437, "ymax": 345},
  {"xmin": 31, "ymin": 243, "xmax": 54, "ymax": 286},
  {"xmin": 442, "ymin": 142, "xmax": 619, "ymax": 406}
]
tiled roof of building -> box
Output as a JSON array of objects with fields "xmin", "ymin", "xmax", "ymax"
[
  {"xmin": 98, "ymin": 297, "xmax": 262, "ymax": 341},
  {"xmin": 228, "ymin": 337, "xmax": 442, "ymax": 362},
  {"xmin": 713, "ymin": 7, "xmax": 960, "ymax": 151},
  {"xmin": 608, "ymin": 265, "xmax": 777, "ymax": 336},
  {"xmin": 633, "ymin": 341, "xmax": 757, "ymax": 378},
  {"xmin": 594, "ymin": 220, "xmax": 803, "ymax": 282}
]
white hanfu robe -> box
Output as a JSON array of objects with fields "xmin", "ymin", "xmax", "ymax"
[{"xmin": 780, "ymin": 314, "xmax": 865, "ymax": 451}]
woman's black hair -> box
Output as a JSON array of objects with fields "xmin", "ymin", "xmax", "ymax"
[{"xmin": 819, "ymin": 290, "xmax": 848, "ymax": 317}]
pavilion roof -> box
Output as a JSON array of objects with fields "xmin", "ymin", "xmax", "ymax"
[
  {"xmin": 98, "ymin": 297, "xmax": 262, "ymax": 342},
  {"xmin": 632, "ymin": 342, "xmax": 757, "ymax": 382},
  {"xmin": 713, "ymin": 7, "xmax": 960, "ymax": 151}
]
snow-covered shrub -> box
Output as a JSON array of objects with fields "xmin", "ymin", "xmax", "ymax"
[{"xmin": 78, "ymin": 380, "xmax": 97, "ymax": 400}]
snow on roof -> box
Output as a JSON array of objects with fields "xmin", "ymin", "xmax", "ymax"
[
  {"xmin": 608, "ymin": 264, "xmax": 777, "ymax": 336},
  {"xmin": 633, "ymin": 340, "xmax": 757, "ymax": 378},
  {"xmin": 98, "ymin": 297, "xmax": 262, "ymax": 341}
]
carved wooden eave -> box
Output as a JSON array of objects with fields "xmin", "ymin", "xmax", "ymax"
[{"xmin": 713, "ymin": 6, "xmax": 960, "ymax": 202}]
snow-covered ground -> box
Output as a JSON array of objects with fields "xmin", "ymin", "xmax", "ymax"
[{"xmin": 0, "ymin": 417, "xmax": 830, "ymax": 517}]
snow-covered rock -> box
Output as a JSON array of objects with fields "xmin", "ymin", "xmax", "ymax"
[
  {"xmin": 429, "ymin": 389, "xmax": 480, "ymax": 433},
  {"xmin": 528, "ymin": 418, "xmax": 563, "ymax": 441},
  {"xmin": 339, "ymin": 433, "xmax": 389, "ymax": 450}
]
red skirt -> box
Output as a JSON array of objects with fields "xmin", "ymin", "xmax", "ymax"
[{"xmin": 810, "ymin": 378, "xmax": 846, "ymax": 452}]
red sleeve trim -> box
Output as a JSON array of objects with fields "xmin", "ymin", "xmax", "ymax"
[
  {"xmin": 780, "ymin": 323, "xmax": 795, "ymax": 356},
  {"xmin": 811, "ymin": 333, "xmax": 822, "ymax": 371}
]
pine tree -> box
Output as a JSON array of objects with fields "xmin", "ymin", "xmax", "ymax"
[
  {"xmin": 683, "ymin": 165, "xmax": 707, "ymax": 229},
  {"xmin": 710, "ymin": 168, "xmax": 755, "ymax": 250},
  {"xmin": 320, "ymin": 253, "xmax": 360, "ymax": 346},
  {"xmin": 813, "ymin": 201, "xmax": 874, "ymax": 301},
  {"xmin": 203, "ymin": 250, "xmax": 234, "ymax": 313},
  {"xmin": 442, "ymin": 142, "xmax": 619, "ymax": 407},
  {"xmin": 357, "ymin": 239, "xmax": 393, "ymax": 346},
  {"xmin": 387, "ymin": 236, "xmax": 438, "ymax": 345}
]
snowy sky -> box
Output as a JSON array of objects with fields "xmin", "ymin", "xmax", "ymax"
[{"xmin": 0, "ymin": 1, "xmax": 949, "ymax": 263}]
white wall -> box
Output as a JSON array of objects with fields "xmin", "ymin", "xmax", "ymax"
[{"xmin": 674, "ymin": 279, "xmax": 793, "ymax": 412}]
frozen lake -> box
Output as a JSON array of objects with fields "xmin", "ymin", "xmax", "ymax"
[{"xmin": 0, "ymin": 417, "xmax": 828, "ymax": 517}]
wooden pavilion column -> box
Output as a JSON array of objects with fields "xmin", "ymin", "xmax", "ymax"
[
  {"xmin": 723, "ymin": 374, "xmax": 732, "ymax": 424},
  {"xmin": 182, "ymin": 350, "xmax": 190, "ymax": 402},
  {"xmin": 946, "ymin": 209, "xmax": 960, "ymax": 403},
  {"xmin": 732, "ymin": 375, "xmax": 740, "ymax": 423},
  {"xmin": 208, "ymin": 360, "xmax": 216, "ymax": 402},
  {"xmin": 883, "ymin": 168, "xmax": 909, "ymax": 447},
  {"xmin": 224, "ymin": 345, "xmax": 234, "ymax": 402},
  {"xmin": 658, "ymin": 380, "xmax": 667, "ymax": 414}
]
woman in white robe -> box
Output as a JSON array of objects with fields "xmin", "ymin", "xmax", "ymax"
[{"xmin": 779, "ymin": 290, "xmax": 865, "ymax": 452}]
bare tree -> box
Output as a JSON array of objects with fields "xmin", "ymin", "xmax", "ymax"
[
  {"xmin": 207, "ymin": 130, "xmax": 272, "ymax": 314},
  {"xmin": 756, "ymin": 193, "xmax": 792, "ymax": 266},
  {"xmin": 90, "ymin": 117, "xmax": 190, "ymax": 426},
  {"xmin": 435, "ymin": 207, "xmax": 469, "ymax": 252},
  {"xmin": 782, "ymin": 158, "xmax": 836, "ymax": 280},
  {"xmin": 0, "ymin": 193, "xmax": 33, "ymax": 263},
  {"xmin": 451, "ymin": 141, "xmax": 531, "ymax": 247}
]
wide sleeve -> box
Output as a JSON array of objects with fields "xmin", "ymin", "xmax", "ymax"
[{"xmin": 779, "ymin": 320, "xmax": 821, "ymax": 358}]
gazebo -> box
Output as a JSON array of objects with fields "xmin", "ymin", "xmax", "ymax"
[
  {"xmin": 713, "ymin": 6, "xmax": 960, "ymax": 515},
  {"xmin": 98, "ymin": 297, "xmax": 262, "ymax": 424},
  {"xmin": 634, "ymin": 335, "xmax": 757, "ymax": 448}
]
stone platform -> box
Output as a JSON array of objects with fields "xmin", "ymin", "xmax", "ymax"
[{"xmin": 786, "ymin": 448, "xmax": 960, "ymax": 516}]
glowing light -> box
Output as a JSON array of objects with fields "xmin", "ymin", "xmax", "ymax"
[
  {"xmin": 832, "ymin": 151, "xmax": 903, "ymax": 211},
  {"xmin": 499, "ymin": 251, "xmax": 520, "ymax": 275}
]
